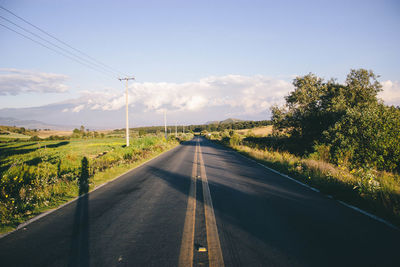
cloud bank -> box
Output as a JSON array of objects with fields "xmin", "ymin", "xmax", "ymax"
[
  {"xmin": 2, "ymin": 72, "xmax": 398, "ymax": 128},
  {"xmin": 0, "ymin": 68, "xmax": 68, "ymax": 95},
  {"xmin": 68, "ymin": 75, "xmax": 293, "ymax": 116},
  {"xmin": 67, "ymin": 76, "xmax": 400, "ymax": 117}
]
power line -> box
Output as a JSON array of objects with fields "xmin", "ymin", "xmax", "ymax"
[
  {"xmin": 0, "ymin": 22, "xmax": 116, "ymax": 79},
  {"xmin": 0, "ymin": 5, "xmax": 126, "ymax": 77},
  {"xmin": 0, "ymin": 5, "xmax": 127, "ymax": 78},
  {"xmin": 0, "ymin": 15, "xmax": 119, "ymax": 78}
]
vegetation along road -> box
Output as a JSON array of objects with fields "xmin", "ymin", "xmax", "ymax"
[{"xmin": 0, "ymin": 136, "xmax": 399, "ymax": 266}]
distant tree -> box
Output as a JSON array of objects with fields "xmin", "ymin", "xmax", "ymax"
[{"xmin": 29, "ymin": 136, "xmax": 41, "ymax": 141}]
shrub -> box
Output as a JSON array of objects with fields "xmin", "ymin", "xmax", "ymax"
[
  {"xmin": 328, "ymin": 103, "xmax": 400, "ymax": 172},
  {"xmin": 229, "ymin": 134, "xmax": 241, "ymax": 146},
  {"xmin": 30, "ymin": 136, "xmax": 41, "ymax": 141}
]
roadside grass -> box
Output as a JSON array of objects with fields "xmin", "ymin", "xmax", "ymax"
[
  {"xmin": 89, "ymin": 140, "xmax": 179, "ymax": 189},
  {"xmin": 207, "ymin": 134, "xmax": 400, "ymax": 227},
  {"xmin": 0, "ymin": 134, "xmax": 192, "ymax": 234}
]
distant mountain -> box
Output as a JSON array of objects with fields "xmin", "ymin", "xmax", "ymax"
[
  {"xmin": 206, "ymin": 118, "xmax": 244, "ymax": 125},
  {"xmin": 0, "ymin": 117, "xmax": 74, "ymax": 130},
  {"xmin": 0, "ymin": 99, "xmax": 113, "ymax": 130},
  {"xmin": 220, "ymin": 118, "xmax": 244, "ymax": 124}
]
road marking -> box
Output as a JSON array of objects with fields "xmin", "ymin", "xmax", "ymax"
[
  {"xmin": 338, "ymin": 200, "xmax": 398, "ymax": 230},
  {"xmin": 198, "ymin": 142, "xmax": 225, "ymax": 267},
  {"xmin": 198, "ymin": 247, "xmax": 207, "ymax": 252},
  {"xmin": 178, "ymin": 141, "xmax": 198, "ymax": 267}
]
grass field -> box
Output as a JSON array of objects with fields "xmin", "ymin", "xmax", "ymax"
[
  {"xmin": 235, "ymin": 125, "xmax": 273, "ymax": 136},
  {"xmin": 35, "ymin": 129, "xmax": 112, "ymax": 138},
  {"xmin": 0, "ymin": 134, "xmax": 192, "ymax": 233},
  {"xmin": 35, "ymin": 130, "xmax": 73, "ymax": 138},
  {"xmin": 0, "ymin": 132, "xmax": 31, "ymax": 141}
]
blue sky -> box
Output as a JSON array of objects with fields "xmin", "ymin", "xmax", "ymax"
[{"xmin": 0, "ymin": 0, "xmax": 399, "ymax": 127}]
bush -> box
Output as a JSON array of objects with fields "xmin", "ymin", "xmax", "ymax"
[
  {"xmin": 30, "ymin": 136, "xmax": 41, "ymax": 141},
  {"xmin": 328, "ymin": 104, "xmax": 400, "ymax": 172},
  {"xmin": 229, "ymin": 134, "xmax": 241, "ymax": 146}
]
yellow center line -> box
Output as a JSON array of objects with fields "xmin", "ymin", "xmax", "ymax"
[
  {"xmin": 178, "ymin": 141, "xmax": 198, "ymax": 267},
  {"xmin": 198, "ymin": 142, "xmax": 225, "ymax": 267}
]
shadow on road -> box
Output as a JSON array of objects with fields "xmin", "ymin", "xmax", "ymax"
[
  {"xmin": 68, "ymin": 157, "xmax": 90, "ymax": 267},
  {"xmin": 148, "ymin": 137, "xmax": 400, "ymax": 267}
]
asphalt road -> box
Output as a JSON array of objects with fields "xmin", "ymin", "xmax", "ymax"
[{"xmin": 1, "ymin": 136, "xmax": 399, "ymax": 267}]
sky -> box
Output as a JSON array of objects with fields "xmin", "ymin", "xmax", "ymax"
[{"xmin": 0, "ymin": 0, "xmax": 399, "ymax": 128}]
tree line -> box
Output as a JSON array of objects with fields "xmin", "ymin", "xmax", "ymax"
[{"xmin": 117, "ymin": 120, "xmax": 272, "ymax": 135}]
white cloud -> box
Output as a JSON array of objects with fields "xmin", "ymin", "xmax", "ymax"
[
  {"xmin": 72, "ymin": 104, "xmax": 84, "ymax": 113},
  {"xmin": 380, "ymin": 80, "xmax": 400, "ymax": 106},
  {"xmin": 0, "ymin": 68, "xmax": 68, "ymax": 95},
  {"xmin": 75, "ymin": 74, "xmax": 293, "ymax": 116}
]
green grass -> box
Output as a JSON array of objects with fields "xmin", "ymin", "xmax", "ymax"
[
  {"xmin": 0, "ymin": 132, "xmax": 31, "ymax": 141},
  {"xmin": 0, "ymin": 134, "xmax": 193, "ymax": 234}
]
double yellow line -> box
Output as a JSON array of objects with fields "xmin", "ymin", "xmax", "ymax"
[{"xmin": 178, "ymin": 139, "xmax": 224, "ymax": 267}]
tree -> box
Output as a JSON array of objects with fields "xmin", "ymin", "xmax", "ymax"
[
  {"xmin": 272, "ymin": 73, "xmax": 330, "ymax": 148},
  {"xmin": 272, "ymin": 69, "xmax": 383, "ymax": 149},
  {"xmin": 271, "ymin": 68, "xmax": 400, "ymax": 172},
  {"xmin": 344, "ymin": 69, "xmax": 382, "ymax": 108}
]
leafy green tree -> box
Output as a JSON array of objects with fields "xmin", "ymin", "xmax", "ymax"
[
  {"xmin": 272, "ymin": 69, "xmax": 382, "ymax": 148},
  {"xmin": 271, "ymin": 68, "xmax": 399, "ymax": 172},
  {"xmin": 344, "ymin": 69, "xmax": 382, "ymax": 108}
]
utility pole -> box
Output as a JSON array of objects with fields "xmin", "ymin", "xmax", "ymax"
[
  {"xmin": 175, "ymin": 122, "xmax": 177, "ymax": 136},
  {"xmin": 183, "ymin": 125, "xmax": 184, "ymax": 134},
  {"xmin": 164, "ymin": 110, "xmax": 167, "ymax": 140},
  {"xmin": 118, "ymin": 76, "xmax": 135, "ymax": 147}
]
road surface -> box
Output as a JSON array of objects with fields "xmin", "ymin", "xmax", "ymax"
[{"xmin": 1, "ymin": 136, "xmax": 399, "ymax": 267}]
